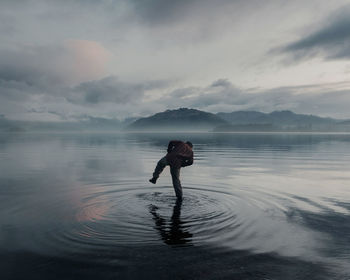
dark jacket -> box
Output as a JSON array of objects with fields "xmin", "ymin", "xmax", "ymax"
[{"xmin": 166, "ymin": 140, "xmax": 193, "ymax": 169}]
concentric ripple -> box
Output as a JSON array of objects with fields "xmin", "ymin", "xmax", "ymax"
[{"xmin": 36, "ymin": 181, "xmax": 325, "ymax": 258}]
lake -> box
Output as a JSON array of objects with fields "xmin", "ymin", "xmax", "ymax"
[{"xmin": 1, "ymin": 132, "xmax": 350, "ymax": 279}]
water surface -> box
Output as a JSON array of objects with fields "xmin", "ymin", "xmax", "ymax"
[{"xmin": 1, "ymin": 132, "xmax": 350, "ymax": 279}]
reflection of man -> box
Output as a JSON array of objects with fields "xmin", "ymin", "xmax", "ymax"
[
  {"xmin": 149, "ymin": 199, "xmax": 193, "ymax": 245},
  {"xmin": 149, "ymin": 140, "xmax": 193, "ymax": 199}
]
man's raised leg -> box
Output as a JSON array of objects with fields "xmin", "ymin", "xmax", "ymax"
[{"xmin": 150, "ymin": 156, "xmax": 168, "ymax": 184}]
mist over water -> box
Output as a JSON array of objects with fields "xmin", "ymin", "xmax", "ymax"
[{"xmin": 1, "ymin": 132, "xmax": 350, "ymax": 279}]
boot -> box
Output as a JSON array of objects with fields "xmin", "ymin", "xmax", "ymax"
[{"xmin": 149, "ymin": 177, "xmax": 157, "ymax": 184}]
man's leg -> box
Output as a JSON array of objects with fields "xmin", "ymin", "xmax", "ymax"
[
  {"xmin": 170, "ymin": 167, "xmax": 182, "ymax": 199},
  {"xmin": 150, "ymin": 156, "xmax": 168, "ymax": 183}
]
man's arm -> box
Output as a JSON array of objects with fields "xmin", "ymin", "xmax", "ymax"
[
  {"xmin": 179, "ymin": 150, "xmax": 194, "ymax": 167},
  {"xmin": 181, "ymin": 157, "xmax": 193, "ymax": 167}
]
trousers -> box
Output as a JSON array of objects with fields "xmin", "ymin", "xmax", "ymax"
[{"xmin": 153, "ymin": 156, "xmax": 182, "ymax": 198}]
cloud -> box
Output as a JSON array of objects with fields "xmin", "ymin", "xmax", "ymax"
[
  {"xmin": 123, "ymin": 0, "xmax": 265, "ymax": 45},
  {"xmin": 69, "ymin": 76, "xmax": 166, "ymax": 105},
  {"xmin": 128, "ymin": 0, "xmax": 253, "ymax": 26},
  {"xmin": 0, "ymin": 40, "xmax": 110, "ymax": 91},
  {"xmin": 0, "ymin": 39, "xmax": 167, "ymax": 120},
  {"xmin": 1, "ymin": 1, "xmax": 350, "ymax": 120},
  {"xmin": 60, "ymin": 40, "xmax": 111, "ymax": 85},
  {"xmin": 158, "ymin": 79, "xmax": 243, "ymax": 110},
  {"xmin": 274, "ymin": 4, "xmax": 350, "ymax": 61},
  {"xmin": 158, "ymin": 80, "xmax": 350, "ymax": 119},
  {"xmin": 0, "ymin": 39, "xmax": 112, "ymax": 118},
  {"xmin": 2, "ymin": 75, "xmax": 350, "ymax": 121},
  {"xmin": 129, "ymin": 0, "xmax": 193, "ymax": 25}
]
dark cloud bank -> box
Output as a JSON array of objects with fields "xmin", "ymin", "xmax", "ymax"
[{"xmin": 275, "ymin": 4, "xmax": 350, "ymax": 61}]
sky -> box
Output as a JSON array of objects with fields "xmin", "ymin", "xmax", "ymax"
[{"xmin": 1, "ymin": 0, "xmax": 350, "ymax": 121}]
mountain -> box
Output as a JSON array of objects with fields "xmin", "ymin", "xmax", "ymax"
[
  {"xmin": 217, "ymin": 110, "xmax": 335, "ymax": 125},
  {"xmin": 215, "ymin": 110, "xmax": 341, "ymax": 131},
  {"xmin": 2, "ymin": 109, "xmax": 350, "ymax": 133},
  {"xmin": 127, "ymin": 108, "xmax": 227, "ymax": 131},
  {"xmin": 216, "ymin": 111, "xmax": 268, "ymax": 124}
]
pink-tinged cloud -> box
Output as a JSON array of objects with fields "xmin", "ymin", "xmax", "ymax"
[
  {"xmin": 57, "ymin": 40, "xmax": 112, "ymax": 85},
  {"xmin": 0, "ymin": 40, "xmax": 112, "ymax": 88}
]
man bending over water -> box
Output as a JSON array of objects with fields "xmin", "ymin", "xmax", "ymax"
[{"xmin": 149, "ymin": 140, "xmax": 193, "ymax": 199}]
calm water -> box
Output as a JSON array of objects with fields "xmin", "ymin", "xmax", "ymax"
[{"xmin": 1, "ymin": 132, "xmax": 350, "ymax": 279}]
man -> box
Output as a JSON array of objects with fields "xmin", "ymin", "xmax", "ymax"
[{"xmin": 149, "ymin": 140, "xmax": 193, "ymax": 199}]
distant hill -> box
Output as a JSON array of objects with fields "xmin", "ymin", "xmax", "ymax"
[
  {"xmin": 127, "ymin": 108, "xmax": 227, "ymax": 131},
  {"xmin": 2, "ymin": 109, "xmax": 350, "ymax": 133},
  {"xmin": 215, "ymin": 110, "xmax": 342, "ymax": 131},
  {"xmin": 217, "ymin": 111, "xmax": 267, "ymax": 124},
  {"xmin": 217, "ymin": 110, "xmax": 335, "ymax": 125}
]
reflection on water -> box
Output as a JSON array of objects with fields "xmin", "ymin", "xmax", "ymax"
[
  {"xmin": 0, "ymin": 132, "xmax": 350, "ymax": 279},
  {"xmin": 149, "ymin": 199, "xmax": 193, "ymax": 246}
]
